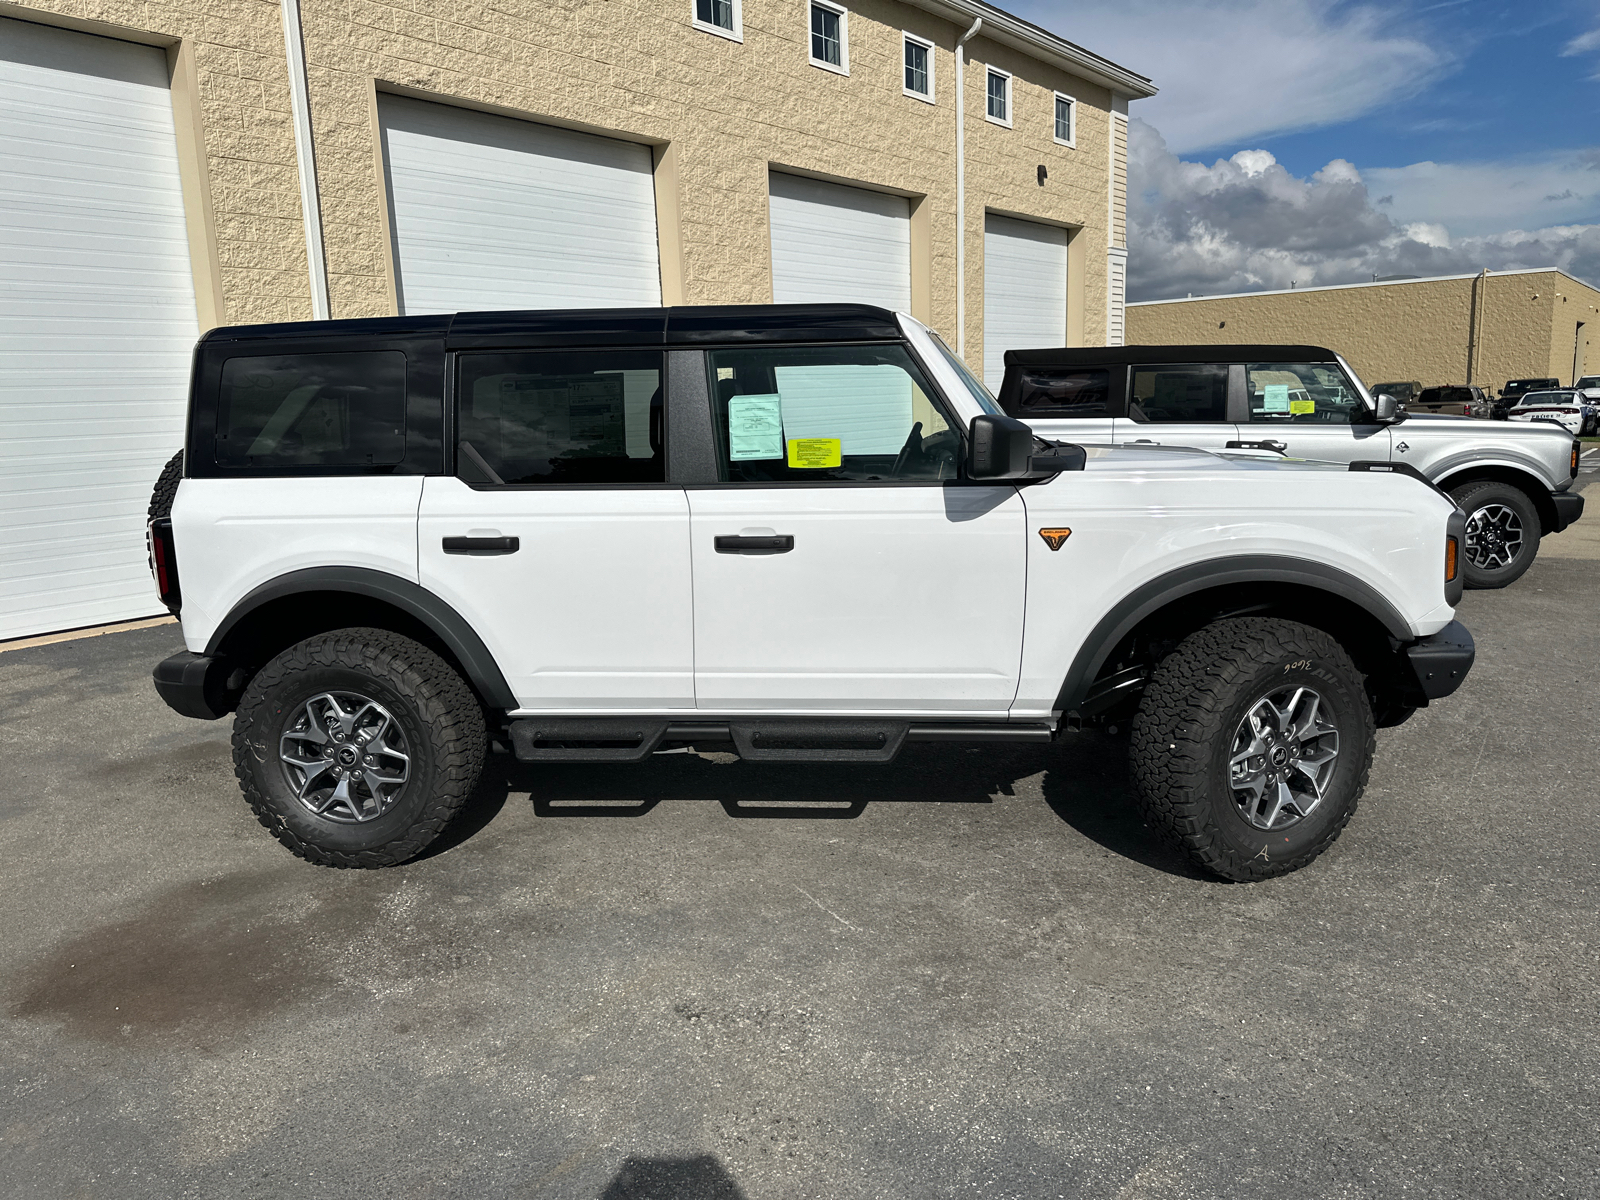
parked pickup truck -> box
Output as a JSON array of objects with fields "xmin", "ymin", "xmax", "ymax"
[
  {"xmin": 1000, "ymin": 344, "xmax": 1583, "ymax": 589},
  {"xmin": 148, "ymin": 307, "xmax": 1473, "ymax": 882}
]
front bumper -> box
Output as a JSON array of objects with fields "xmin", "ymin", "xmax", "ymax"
[
  {"xmin": 153, "ymin": 651, "xmax": 236, "ymax": 720},
  {"xmin": 1404, "ymin": 620, "xmax": 1475, "ymax": 701},
  {"xmin": 1550, "ymin": 488, "xmax": 1585, "ymax": 534}
]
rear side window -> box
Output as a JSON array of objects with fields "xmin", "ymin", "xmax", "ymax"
[
  {"xmin": 455, "ymin": 350, "xmax": 663, "ymax": 486},
  {"xmin": 1015, "ymin": 368, "xmax": 1110, "ymax": 415},
  {"xmin": 217, "ymin": 352, "xmax": 406, "ymax": 466},
  {"xmin": 1128, "ymin": 364, "xmax": 1228, "ymax": 423}
]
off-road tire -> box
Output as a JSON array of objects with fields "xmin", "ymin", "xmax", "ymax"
[
  {"xmin": 1129, "ymin": 617, "xmax": 1375, "ymax": 882},
  {"xmin": 148, "ymin": 451, "xmax": 183, "ymax": 521},
  {"xmin": 232, "ymin": 628, "xmax": 486, "ymax": 868},
  {"xmin": 1449, "ymin": 480, "xmax": 1540, "ymax": 590}
]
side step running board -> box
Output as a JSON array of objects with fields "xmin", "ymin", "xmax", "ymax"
[{"xmin": 508, "ymin": 717, "xmax": 1054, "ymax": 763}]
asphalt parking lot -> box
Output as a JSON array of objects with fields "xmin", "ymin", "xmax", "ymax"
[{"xmin": 3, "ymin": 486, "xmax": 1597, "ymax": 1199}]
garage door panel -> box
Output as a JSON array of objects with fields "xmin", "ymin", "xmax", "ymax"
[
  {"xmin": 0, "ymin": 17, "xmax": 198, "ymax": 640},
  {"xmin": 983, "ymin": 214, "xmax": 1069, "ymax": 391},
  {"xmin": 380, "ymin": 94, "xmax": 661, "ymax": 315},
  {"xmin": 768, "ymin": 172, "xmax": 911, "ymax": 311}
]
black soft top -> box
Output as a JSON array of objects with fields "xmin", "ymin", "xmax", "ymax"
[
  {"xmin": 1004, "ymin": 344, "xmax": 1341, "ymax": 367},
  {"xmin": 200, "ymin": 304, "xmax": 902, "ymax": 349}
]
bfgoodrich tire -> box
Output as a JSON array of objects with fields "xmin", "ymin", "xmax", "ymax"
[
  {"xmin": 1450, "ymin": 480, "xmax": 1540, "ymax": 590},
  {"xmin": 148, "ymin": 450, "xmax": 183, "ymax": 521},
  {"xmin": 1129, "ymin": 618, "xmax": 1375, "ymax": 882},
  {"xmin": 232, "ymin": 628, "xmax": 486, "ymax": 868}
]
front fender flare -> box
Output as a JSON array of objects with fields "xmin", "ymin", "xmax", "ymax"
[{"xmin": 1055, "ymin": 555, "xmax": 1413, "ymax": 712}]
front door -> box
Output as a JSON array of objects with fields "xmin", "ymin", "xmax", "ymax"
[
  {"xmin": 417, "ymin": 348, "xmax": 695, "ymax": 712},
  {"xmin": 687, "ymin": 342, "xmax": 1027, "ymax": 714},
  {"xmin": 1113, "ymin": 362, "xmax": 1240, "ymax": 451},
  {"xmin": 1239, "ymin": 360, "xmax": 1391, "ymax": 464}
]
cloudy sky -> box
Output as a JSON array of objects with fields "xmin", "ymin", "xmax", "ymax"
[{"xmin": 1011, "ymin": 0, "xmax": 1600, "ymax": 301}]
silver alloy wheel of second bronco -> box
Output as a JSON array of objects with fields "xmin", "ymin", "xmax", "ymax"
[
  {"xmin": 1463, "ymin": 502, "xmax": 1525, "ymax": 573},
  {"xmin": 279, "ymin": 691, "xmax": 411, "ymax": 823},
  {"xmin": 1228, "ymin": 686, "xmax": 1341, "ymax": 831}
]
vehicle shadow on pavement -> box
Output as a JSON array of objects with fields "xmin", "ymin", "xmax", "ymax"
[{"xmin": 598, "ymin": 1153, "xmax": 747, "ymax": 1199}]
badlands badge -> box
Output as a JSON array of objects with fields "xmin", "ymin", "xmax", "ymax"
[{"xmin": 1038, "ymin": 528, "xmax": 1072, "ymax": 551}]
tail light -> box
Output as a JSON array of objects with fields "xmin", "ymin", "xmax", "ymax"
[
  {"xmin": 148, "ymin": 519, "xmax": 181, "ymax": 613},
  {"xmin": 1575, "ymin": 442, "xmax": 1583, "ymax": 477},
  {"xmin": 1445, "ymin": 535, "xmax": 1459, "ymax": 584}
]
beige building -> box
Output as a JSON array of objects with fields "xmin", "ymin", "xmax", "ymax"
[
  {"xmin": 0, "ymin": 0, "xmax": 1153, "ymax": 639},
  {"xmin": 1127, "ymin": 269, "xmax": 1600, "ymax": 392}
]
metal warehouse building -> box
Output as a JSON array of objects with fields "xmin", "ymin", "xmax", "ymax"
[
  {"xmin": 1127, "ymin": 268, "xmax": 1600, "ymax": 395},
  {"xmin": 0, "ymin": 0, "xmax": 1153, "ymax": 640}
]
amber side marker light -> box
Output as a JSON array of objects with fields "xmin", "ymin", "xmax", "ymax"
[
  {"xmin": 1575, "ymin": 443, "xmax": 1583, "ymax": 475},
  {"xmin": 1445, "ymin": 536, "xmax": 1459, "ymax": 584}
]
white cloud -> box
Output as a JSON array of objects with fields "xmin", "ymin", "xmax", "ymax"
[
  {"xmin": 1560, "ymin": 21, "xmax": 1600, "ymax": 77},
  {"xmin": 1010, "ymin": 0, "xmax": 1446, "ymax": 152},
  {"xmin": 1363, "ymin": 156, "xmax": 1600, "ymax": 235},
  {"xmin": 1126, "ymin": 120, "xmax": 1600, "ymax": 300}
]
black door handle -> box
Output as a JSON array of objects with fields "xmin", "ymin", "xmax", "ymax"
[
  {"xmin": 443, "ymin": 536, "xmax": 519, "ymax": 555},
  {"xmin": 714, "ymin": 535, "xmax": 794, "ymax": 555}
]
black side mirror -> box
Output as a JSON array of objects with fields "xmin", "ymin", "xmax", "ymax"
[{"xmin": 967, "ymin": 415, "xmax": 1085, "ymax": 481}]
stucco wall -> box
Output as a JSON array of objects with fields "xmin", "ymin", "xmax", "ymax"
[
  {"xmin": 1127, "ymin": 271, "xmax": 1600, "ymax": 390},
  {"xmin": 3, "ymin": 0, "xmax": 1126, "ymax": 357}
]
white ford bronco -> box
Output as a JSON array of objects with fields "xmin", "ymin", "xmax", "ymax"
[
  {"xmin": 999, "ymin": 345, "xmax": 1584, "ymax": 589},
  {"xmin": 149, "ymin": 305, "xmax": 1474, "ymax": 882}
]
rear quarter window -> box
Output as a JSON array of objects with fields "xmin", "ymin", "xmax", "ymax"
[
  {"xmin": 216, "ymin": 352, "xmax": 407, "ymax": 467},
  {"xmin": 1014, "ymin": 368, "xmax": 1110, "ymax": 416}
]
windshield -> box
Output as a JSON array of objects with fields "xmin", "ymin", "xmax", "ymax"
[{"xmin": 927, "ymin": 330, "xmax": 1003, "ymax": 415}]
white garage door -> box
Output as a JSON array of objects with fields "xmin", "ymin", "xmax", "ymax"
[
  {"xmin": 0, "ymin": 18, "xmax": 199, "ymax": 641},
  {"xmin": 983, "ymin": 213, "xmax": 1068, "ymax": 390},
  {"xmin": 769, "ymin": 173, "xmax": 911, "ymax": 311},
  {"xmin": 379, "ymin": 95, "xmax": 662, "ymax": 314}
]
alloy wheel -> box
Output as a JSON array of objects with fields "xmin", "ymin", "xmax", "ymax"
[
  {"xmin": 1228, "ymin": 686, "xmax": 1341, "ymax": 831},
  {"xmin": 279, "ymin": 691, "xmax": 411, "ymax": 823},
  {"xmin": 1463, "ymin": 503, "xmax": 1524, "ymax": 572}
]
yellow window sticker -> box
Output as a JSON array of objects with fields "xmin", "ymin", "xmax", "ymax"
[
  {"xmin": 1289, "ymin": 399, "xmax": 1316, "ymax": 415},
  {"xmin": 787, "ymin": 438, "xmax": 842, "ymax": 469}
]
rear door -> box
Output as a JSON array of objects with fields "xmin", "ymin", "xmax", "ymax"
[
  {"xmin": 417, "ymin": 347, "xmax": 694, "ymax": 712},
  {"xmin": 1114, "ymin": 362, "xmax": 1239, "ymax": 451},
  {"xmin": 1238, "ymin": 360, "xmax": 1390, "ymax": 464}
]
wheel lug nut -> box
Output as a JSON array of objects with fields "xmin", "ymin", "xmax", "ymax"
[{"xmin": 364, "ymin": 755, "xmax": 375, "ymax": 766}]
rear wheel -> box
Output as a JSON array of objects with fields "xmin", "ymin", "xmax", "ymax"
[
  {"xmin": 1129, "ymin": 618, "xmax": 1375, "ymax": 881},
  {"xmin": 232, "ymin": 628, "xmax": 486, "ymax": 867},
  {"xmin": 1449, "ymin": 481, "xmax": 1540, "ymax": 590}
]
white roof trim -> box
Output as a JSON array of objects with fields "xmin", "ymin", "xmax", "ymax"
[
  {"xmin": 1129, "ymin": 267, "xmax": 1594, "ymax": 307},
  {"xmin": 901, "ymin": 0, "xmax": 1156, "ymax": 98}
]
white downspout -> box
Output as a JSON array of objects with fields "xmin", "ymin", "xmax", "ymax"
[
  {"xmin": 955, "ymin": 16, "xmax": 982, "ymax": 358},
  {"xmin": 282, "ymin": 0, "xmax": 330, "ymax": 320}
]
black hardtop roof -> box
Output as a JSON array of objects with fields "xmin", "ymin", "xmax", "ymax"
[
  {"xmin": 1004, "ymin": 344, "xmax": 1341, "ymax": 367},
  {"xmin": 200, "ymin": 303, "xmax": 903, "ymax": 348}
]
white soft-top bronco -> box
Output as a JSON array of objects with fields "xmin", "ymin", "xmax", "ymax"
[{"xmin": 148, "ymin": 305, "xmax": 1474, "ymax": 881}]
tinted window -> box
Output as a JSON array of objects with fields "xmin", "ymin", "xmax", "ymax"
[
  {"xmin": 455, "ymin": 351, "xmax": 663, "ymax": 485},
  {"xmin": 1129, "ymin": 364, "xmax": 1228, "ymax": 423},
  {"xmin": 1246, "ymin": 362, "xmax": 1365, "ymax": 424},
  {"xmin": 709, "ymin": 344, "xmax": 957, "ymax": 483},
  {"xmin": 216, "ymin": 352, "xmax": 406, "ymax": 467},
  {"xmin": 1016, "ymin": 368, "xmax": 1110, "ymax": 415}
]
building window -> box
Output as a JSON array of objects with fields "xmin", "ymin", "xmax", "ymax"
[
  {"xmin": 810, "ymin": 1, "xmax": 848, "ymax": 74},
  {"xmin": 903, "ymin": 33, "xmax": 934, "ymax": 102},
  {"xmin": 693, "ymin": 0, "xmax": 742, "ymax": 41},
  {"xmin": 986, "ymin": 67, "xmax": 1010, "ymax": 126},
  {"xmin": 1054, "ymin": 92, "xmax": 1076, "ymax": 146}
]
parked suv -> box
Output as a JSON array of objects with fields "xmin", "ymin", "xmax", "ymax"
[
  {"xmin": 149, "ymin": 307, "xmax": 1472, "ymax": 883},
  {"xmin": 1409, "ymin": 385, "xmax": 1492, "ymax": 419},
  {"xmin": 1000, "ymin": 344, "xmax": 1583, "ymax": 589}
]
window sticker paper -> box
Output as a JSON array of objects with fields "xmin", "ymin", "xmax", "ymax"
[
  {"xmin": 1289, "ymin": 398, "xmax": 1316, "ymax": 415},
  {"xmin": 728, "ymin": 393, "xmax": 784, "ymax": 460},
  {"xmin": 786, "ymin": 437, "xmax": 842, "ymax": 468},
  {"xmin": 1263, "ymin": 384, "xmax": 1290, "ymax": 413}
]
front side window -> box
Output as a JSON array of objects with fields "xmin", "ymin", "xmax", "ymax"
[
  {"xmin": 710, "ymin": 344, "xmax": 957, "ymax": 483},
  {"xmin": 1246, "ymin": 362, "xmax": 1365, "ymax": 425},
  {"xmin": 1054, "ymin": 93, "xmax": 1075, "ymax": 145},
  {"xmin": 810, "ymin": 2, "xmax": 846, "ymax": 70},
  {"xmin": 986, "ymin": 69, "xmax": 1009, "ymax": 124},
  {"xmin": 455, "ymin": 350, "xmax": 663, "ymax": 486},
  {"xmin": 1016, "ymin": 368, "xmax": 1109, "ymax": 415},
  {"xmin": 904, "ymin": 35, "xmax": 931, "ymax": 98},
  {"xmin": 1128, "ymin": 364, "xmax": 1228, "ymax": 423},
  {"xmin": 216, "ymin": 351, "xmax": 406, "ymax": 467}
]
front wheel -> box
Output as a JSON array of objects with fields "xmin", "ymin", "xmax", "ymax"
[
  {"xmin": 1129, "ymin": 618, "xmax": 1375, "ymax": 881},
  {"xmin": 1450, "ymin": 481, "xmax": 1541, "ymax": 589},
  {"xmin": 231, "ymin": 628, "xmax": 486, "ymax": 867}
]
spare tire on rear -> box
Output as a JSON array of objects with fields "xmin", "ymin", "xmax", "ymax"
[{"xmin": 148, "ymin": 450, "xmax": 183, "ymax": 521}]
